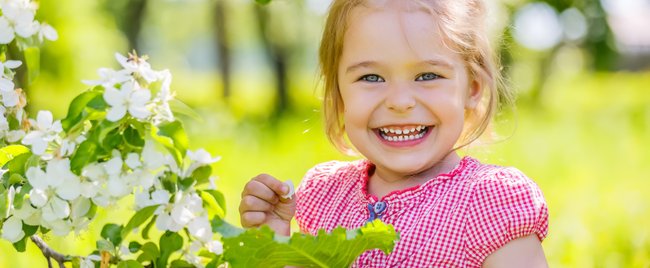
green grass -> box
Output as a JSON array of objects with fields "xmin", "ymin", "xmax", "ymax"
[{"xmin": 1, "ymin": 71, "xmax": 649, "ymax": 267}]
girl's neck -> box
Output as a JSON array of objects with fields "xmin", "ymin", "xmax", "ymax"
[{"xmin": 367, "ymin": 152, "xmax": 461, "ymax": 199}]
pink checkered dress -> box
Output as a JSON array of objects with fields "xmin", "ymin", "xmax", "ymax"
[{"xmin": 295, "ymin": 156, "xmax": 548, "ymax": 267}]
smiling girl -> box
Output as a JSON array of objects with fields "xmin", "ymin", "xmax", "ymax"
[{"xmin": 239, "ymin": 1, "xmax": 549, "ymax": 267}]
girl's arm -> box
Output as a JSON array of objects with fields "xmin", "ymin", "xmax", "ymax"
[{"xmin": 482, "ymin": 234, "xmax": 548, "ymax": 268}]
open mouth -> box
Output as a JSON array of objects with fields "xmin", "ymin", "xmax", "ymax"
[{"xmin": 376, "ymin": 125, "xmax": 431, "ymax": 142}]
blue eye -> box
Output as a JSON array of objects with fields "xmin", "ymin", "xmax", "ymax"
[
  {"xmin": 416, "ymin": 72, "xmax": 440, "ymax": 81},
  {"xmin": 360, "ymin": 74, "xmax": 385, "ymax": 82}
]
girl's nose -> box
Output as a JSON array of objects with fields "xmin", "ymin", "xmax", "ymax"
[{"xmin": 384, "ymin": 85, "xmax": 416, "ymax": 113}]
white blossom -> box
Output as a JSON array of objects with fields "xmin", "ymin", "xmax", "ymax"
[
  {"xmin": 82, "ymin": 68, "xmax": 131, "ymax": 88},
  {"xmin": 1, "ymin": 216, "xmax": 24, "ymax": 243},
  {"xmin": 188, "ymin": 215, "xmax": 212, "ymax": 242},
  {"xmin": 13, "ymin": 202, "xmax": 40, "ymax": 226},
  {"xmin": 79, "ymin": 257, "xmax": 95, "ymax": 268},
  {"xmin": 37, "ymin": 22, "xmax": 57, "ymax": 42},
  {"xmin": 155, "ymin": 191, "xmax": 204, "ymax": 232},
  {"xmin": 206, "ymin": 240, "xmax": 224, "ymax": 255},
  {"xmin": 103, "ymin": 81, "xmax": 151, "ymax": 122},
  {"xmin": 178, "ymin": 149, "xmax": 221, "ymax": 178},
  {"xmin": 0, "ymin": 59, "xmax": 22, "ymax": 106},
  {"xmin": 22, "ymin": 110, "xmax": 63, "ymax": 155},
  {"xmin": 115, "ymin": 52, "xmax": 158, "ymax": 83},
  {"xmin": 0, "ymin": 2, "xmax": 38, "ymax": 44},
  {"xmin": 125, "ymin": 153, "xmax": 142, "ymax": 169},
  {"xmin": 25, "ymin": 159, "xmax": 80, "ymax": 222}
]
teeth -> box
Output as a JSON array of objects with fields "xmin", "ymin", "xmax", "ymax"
[{"xmin": 379, "ymin": 128, "xmax": 427, "ymax": 142}]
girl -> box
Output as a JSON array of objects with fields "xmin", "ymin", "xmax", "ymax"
[{"xmin": 239, "ymin": 0, "xmax": 549, "ymax": 267}]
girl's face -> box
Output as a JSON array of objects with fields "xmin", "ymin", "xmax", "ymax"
[{"xmin": 337, "ymin": 5, "xmax": 482, "ymax": 180}]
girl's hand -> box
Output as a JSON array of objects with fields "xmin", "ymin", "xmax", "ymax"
[{"xmin": 239, "ymin": 174, "xmax": 296, "ymax": 236}]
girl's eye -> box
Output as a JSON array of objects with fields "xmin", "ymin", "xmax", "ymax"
[
  {"xmin": 416, "ymin": 72, "xmax": 440, "ymax": 81},
  {"xmin": 360, "ymin": 74, "xmax": 385, "ymax": 82}
]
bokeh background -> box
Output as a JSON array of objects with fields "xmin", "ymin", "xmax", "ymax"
[{"xmin": 1, "ymin": 0, "xmax": 649, "ymax": 267}]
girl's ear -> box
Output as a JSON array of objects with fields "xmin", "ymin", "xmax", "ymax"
[{"xmin": 465, "ymin": 79, "xmax": 483, "ymax": 109}]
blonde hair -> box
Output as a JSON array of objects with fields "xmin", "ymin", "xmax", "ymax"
[{"xmin": 320, "ymin": 0, "xmax": 513, "ymax": 153}]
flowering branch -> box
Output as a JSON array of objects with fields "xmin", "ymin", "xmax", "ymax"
[{"xmin": 30, "ymin": 235, "xmax": 69, "ymax": 268}]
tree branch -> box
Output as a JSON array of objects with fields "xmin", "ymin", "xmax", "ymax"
[{"xmin": 30, "ymin": 235, "xmax": 70, "ymax": 268}]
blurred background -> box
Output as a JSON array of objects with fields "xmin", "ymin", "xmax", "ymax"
[{"xmin": 1, "ymin": 0, "xmax": 649, "ymax": 267}]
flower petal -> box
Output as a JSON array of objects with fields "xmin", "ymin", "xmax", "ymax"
[
  {"xmin": 105, "ymin": 106, "xmax": 127, "ymax": 122},
  {"xmin": 1, "ymin": 216, "xmax": 25, "ymax": 243}
]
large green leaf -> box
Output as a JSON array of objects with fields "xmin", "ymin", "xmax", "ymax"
[
  {"xmin": 0, "ymin": 145, "xmax": 30, "ymax": 167},
  {"xmin": 218, "ymin": 220, "xmax": 398, "ymax": 267},
  {"xmin": 61, "ymin": 89, "xmax": 102, "ymax": 131}
]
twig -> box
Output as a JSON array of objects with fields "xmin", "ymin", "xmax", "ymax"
[{"xmin": 30, "ymin": 235, "xmax": 69, "ymax": 268}]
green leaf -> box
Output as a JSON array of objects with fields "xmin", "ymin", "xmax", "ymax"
[
  {"xmin": 211, "ymin": 218, "xmax": 243, "ymax": 238},
  {"xmin": 191, "ymin": 165, "xmax": 212, "ymax": 185},
  {"xmin": 123, "ymin": 124, "xmax": 145, "ymax": 148},
  {"xmin": 86, "ymin": 93, "xmax": 108, "ymax": 111},
  {"xmin": 0, "ymin": 145, "xmax": 30, "ymax": 167},
  {"xmin": 170, "ymin": 260, "xmax": 194, "ymax": 268},
  {"xmin": 8, "ymin": 173, "xmax": 24, "ymax": 185},
  {"xmin": 70, "ymin": 140, "xmax": 98, "ymax": 175},
  {"xmin": 200, "ymin": 190, "xmax": 226, "ymax": 219},
  {"xmin": 137, "ymin": 242, "xmax": 160, "ymax": 263},
  {"xmin": 117, "ymin": 260, "xmax": 144, "ymax": 268},
  {"xmin": 101, "ymin": 223, "xmax": 123, "ymax": 246},
  {"xmin": 128, "ymin": 241, "xmax": 142, "ymax": 253},
  {"xmin": 179, "ymin": 177, "xmax": 194, "ymax": 191},
  {"xmin": 169, "ymin": 99, "xmax": 202, "ymax": 122},
  {"xmin": 7, "ymin": 115, "xmax": 19, "ymax": 130},
  {"xmin": 102, "ymin": 128, "xmax": 122, "ymax": 151},
  {"xmin": 5, "ymin": 153, "xmax": 33, "ymax": 175},
  {"xmin": 121, "ymin": 205, "xmax": 160, "ymax": 240},
  {"xmin": 255, "ymin": 0, "xmax": 272, "ymax": 5},
  {"xmin": 221, "ymin": 220, "xmax": 399, "ymax": 267},
  {"xmin": 23, "ymin": 224, "xmax": 38, "ymax": 237},
  {"xmin": 12, "ymin": 236, "xmax": 27, "ymax": 252},
  {"xmin": 96, "ymin": 239, "xmax": 115, "ymax": 253},
  {"xmin": 61, "ymin": 90, "xmax": 102, "ymax": 131},
  {"xmin": 141, "ymin": 215, "xmax": 156, "ymax": 240},
  {"xmin": 24, "ymin": 46, "xmax": 40, "ymax": 84},
  {"xmin": 158, "ymin": 231, "xmax": 183, "ymax": 268},
  {"xmin": 153, "ymin": 120, "xmax": 188, "ymax": 165}
]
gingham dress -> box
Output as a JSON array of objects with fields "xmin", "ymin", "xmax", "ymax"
[{"xmin": 295, "ymin": 156, "xmax": 548, "ymax": 267}]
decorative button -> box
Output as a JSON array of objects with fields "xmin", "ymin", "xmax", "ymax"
[
  {"xmin": 374, "ymin": 201, "xmax": 387, "ymax": 214},
  {"xmin": 367, "ymin": 201, "xmax": 388, "ymax": 222}
]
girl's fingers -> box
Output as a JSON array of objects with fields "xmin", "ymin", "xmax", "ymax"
[
  {"xmin": 242, "ymin": 179, "xmax": 279, "ymax": 204},
  {"xmin": 252, "ymin": 174, "xmax": 289, "ymax": 197},
  {"xmin": 239, "ymin": 195, "xmax": 273, "ymax": 214},
  {"xmin": 240, "ymin": 211, "xmax": 266, "ymax": 228}
]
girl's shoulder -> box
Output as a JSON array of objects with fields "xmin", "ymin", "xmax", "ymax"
[
  {"xmin": 457, "ymin": 157, "xmax": 544, "ymax": 201},
  {"xmin": 458, "ymin": 158, "xmax": 549, "ymax": 265}
]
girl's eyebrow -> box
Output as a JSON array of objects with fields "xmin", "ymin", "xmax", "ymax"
[
  {"xmin": 345, "ymin": 60, "xmax": 378, "ymax": 74},
  {"xmin": 345, "ymin": 59, "xmax": 454, "ymax": 74},
  {"xmin": 419, "ymin": 59, "xmax": 454, "ymax": 69}
]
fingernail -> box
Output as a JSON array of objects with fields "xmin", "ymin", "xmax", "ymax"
[{"xmin": 281, "ymin": 185, "xmax": 289, "ymax": 194}]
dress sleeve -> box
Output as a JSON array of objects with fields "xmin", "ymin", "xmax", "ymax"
[{"xmin": 464, "ymin": 167, "xmax": 549, "ymax": 265}]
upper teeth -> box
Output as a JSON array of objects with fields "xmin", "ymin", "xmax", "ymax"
[
  {"xmin": 380, "ymin": 126, "xmax": 425, "ymax": 134},
  {"xmin": 378, "ymin": 125, "xmax": 428, "ymax": 142}
]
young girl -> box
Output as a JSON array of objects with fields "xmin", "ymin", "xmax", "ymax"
[{"xmin": 239, "ymin": 0, "xmax": 549, "ymax": 267}]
